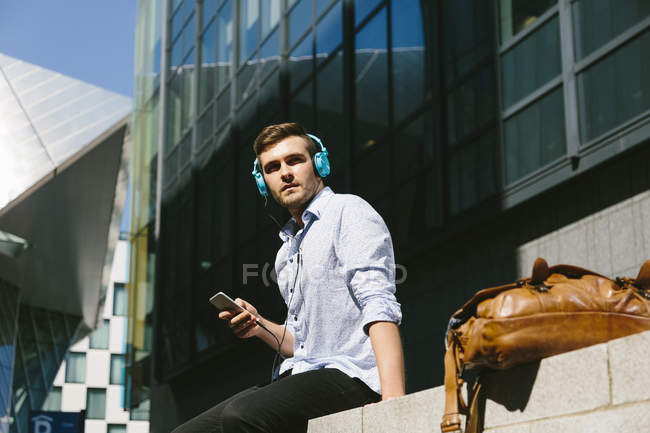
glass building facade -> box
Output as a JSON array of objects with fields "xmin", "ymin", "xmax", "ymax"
[
  {"xmin": 9, "ymin": 305, "xmax": 80, "ymax": 433},
  {"xmin": 129, "ymin": 0, "xmax": 650, "ymax": 429}
]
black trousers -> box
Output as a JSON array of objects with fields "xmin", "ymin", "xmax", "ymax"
[{"xmin": 171, "ymin": 368, "xmax": 380, "ymax": 433}]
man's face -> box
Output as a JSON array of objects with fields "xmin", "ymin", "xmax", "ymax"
[{"xmin": 257, "ymin": 135, "xmax": 322, "ymax": 210}]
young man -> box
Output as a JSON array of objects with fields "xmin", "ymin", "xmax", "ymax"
[{"xmin": 172, "ymin": 122, "xmax": 404, "ymax": 433}]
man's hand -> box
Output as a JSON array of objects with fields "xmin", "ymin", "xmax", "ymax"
[{"xmin": 218, "ymin": 298, "xmax": 262, "ymax": 339}]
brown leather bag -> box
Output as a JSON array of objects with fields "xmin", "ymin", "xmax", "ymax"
[{"xmin": 441, "ymin": 258, "xmax": 650, "ymax": 432}]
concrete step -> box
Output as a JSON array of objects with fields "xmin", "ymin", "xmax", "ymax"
[{"xmin": 308, "ymin": 329, "xmax": 650, "ymax": 433}]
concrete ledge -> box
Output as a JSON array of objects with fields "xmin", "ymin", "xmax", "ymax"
[{"xmin": 307, "ymin": 330, "xmax": 650, "ymax": 433}]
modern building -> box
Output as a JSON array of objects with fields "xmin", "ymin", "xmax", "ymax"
[
  {"xmin": 0, "ymin": 53, "xmax": 132, "ymax": 433},
  {"xmin": 42, "ymin": 240, "xmax": 149, "ymax": 433},
  {"xmin": 127, "ymin": 0, "xmax": 650, "ymax": 431}
]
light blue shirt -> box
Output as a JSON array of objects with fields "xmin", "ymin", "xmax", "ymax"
[{"xmin": 275, "ymin": 187, "xmax": 402, "ymax": 395}]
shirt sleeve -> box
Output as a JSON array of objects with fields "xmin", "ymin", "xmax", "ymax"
[{"xmin": 336, "ymin": 196, "xmax": 402, "ymax": 334}]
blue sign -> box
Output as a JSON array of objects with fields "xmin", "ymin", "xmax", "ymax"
[{"xmin": 29, "ymin": 411, "xmax": 85, "ymax": 433}]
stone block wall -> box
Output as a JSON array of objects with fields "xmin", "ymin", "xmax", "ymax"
[{"xmin": 307, "ymin": 330, "xmax": 650, "ymax": 433}]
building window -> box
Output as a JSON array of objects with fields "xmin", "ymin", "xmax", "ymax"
[
  {"xmin": 113, "ymin": 283, "xmax": 127, "ymax": 316},
  {"xmin": 500, "ymin": 16, "xmax": 561, "ymax": 109},
  {"xmin": 504, "ymin": 86, "xmax": 566, "ymax": 184},
  {"xmin": 42, "ymin": 386, "xmax": 62, "ymax": 411},
  {"xmin": 498, "ymin": 2, "xmax": 565, "ymax": 185},
  {"xmin": 65, "ymin": 352, "xmax": 85, "ymax": 383},
  {"xmin": 355, "ymin": 6, "xmax": 388, "ymax": 151},
  {"xmin": 577, "ymin": 30, "xmax": 650, "ymax": 142},
  {"xmin": 108, "ymin": 425, "xmax": 127, "ymax": 433},
  {"xmin": 130, "ymin": 398, "xmax": 150, "ymax": 421},
  {"xmin": 498, "ymin": 0, "xmax": 556, "ymax": 44},
  {"xmin": 110, "ymin": 354, "xmax": 125, "ymax": 385},
  {"xmin": 89, "ymin": 319, "xmax": 110, "ymax": 350},
  {"xmin": 572, "ymin": 0, "xmax": 650, "ymax": 60},
  {"xmin": 86, "ymin": 388, "xmax": 106, "ymax": 420}
]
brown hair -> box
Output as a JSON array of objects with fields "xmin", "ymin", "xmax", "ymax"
[{"xmin": 253, "ymin": 122, "xmax": 318, "ymax": 157}]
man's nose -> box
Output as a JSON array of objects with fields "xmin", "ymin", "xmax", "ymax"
[{"xmin": 280, "ymin": 163, "xmax": 293, "ymax": 180}]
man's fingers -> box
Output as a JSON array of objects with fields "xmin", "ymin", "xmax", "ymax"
[
  {"xmin": 218, "ymin": 311, "xmax": 234, "ymax": 320},
  {"xmin": 234, "ymin": 320, "xmax": 257, "ymax": 338}
]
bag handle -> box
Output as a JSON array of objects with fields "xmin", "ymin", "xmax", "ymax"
[
  {"xmin": 637, "ymin": 260, "xmax": 650, "ymax": 292},
  {"xmin": 441, "ymin": 336, "xmax": 467, "ymax": 432}
]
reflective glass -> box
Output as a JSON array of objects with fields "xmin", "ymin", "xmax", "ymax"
[
  {"xmin": 504, "ymin": 86, "xmax": 566, "ymax": 184},
  {"xmin": 183, "ymin": 14, "xmax": 196, "ymax": 59},
  {"xmin": 394, "ymin": 111, "xmax": 433, "ymax": 185},
  {"xmin": 392, "ymin": 0, "xmax": 426, "ymax": 124},
  {"xmin": 444, "ymin": 0, "xmax": 493, "ymax": 85},
  {"xmin": 181, "ymin": 51, "xmax": 196, "ymax": 134},
  {"xmin": 86, "ymin": 388, "xmax": 106, "ymax": 419},
  {"xmin": 171, "ymin": 36, "xmax": 183, "ymax": 68},
  {"xmin": 113, "ymin": 283, "xmax": 128, "ymax": 316},
  {"xmin": 129, "ymin": 398, "xmax": 150, "ymax": 421},
  {"xmin": 316, "ymin": 52, "xmax": 344, "ymax": 185},
  {"xmin": 290, "ymin": 81, "xmax": 314, "ymax": 131},
  {"xmin": 449, "ymin": 131, "xmax": 499, "ymax": 214},
  {"xmin": 198, "ymin": 103, "xmax": 214, "ymax": 146},
  {"xmin": 167, "ymin": 72, "xmax": 182, "ymax": 149},
  {"xmin": 260, "ymin": 70, "xmax": 281, "ymax": 125},
  {"xmin": 260, "ymin": 28, "xmax": 280, "ymax": 79},
  {"xmin": 317, "ymin": 0, "xmax": 333, "ymax": 17},
  {"xmin": 89, "ymin": 319, "xmax": 110, "ymax": 350},
  {"xmin": 108, "ymin": 425, "xmax": 127, "ymax": 433},
  {"xmin": 200, "ymin": 20, "xmax": 217, "ymax": 111},
  {"xmin": 41, "ymin": 387, "xmax": 61, "ymax": 411},
  {"xmin": 65, "ymin": 352, "xmax": 86, "ymax": 383},
  {"xmin": 289, "ymin": 33, "xmax": 313, "ymax": 92},
  {"xmin": 216, "ymin": 85, "xmax": 231, "ymax": 126},
  {"xmin": 110, "ymin": 354, "xmax": 125, "ymax": 385},
  {"xmin": 203, "ymin": 0, "xmax": 217, "ymax": 29},
  {"xmin": 501, "ymin": 17, "xmax": 560, "ymax": 108},
  {"xmin": 577, "ymin": 31, "xmax": 650, "ymax": 142},
  {"xmin": 499, "ymin": 0, "xmax": 556, "ymax": 44},
  {"xmin": 316, "ymin": 0, "xmax": 342, "ymax": 64},
  {"xmin": 261, "ymin": 0, "xmax": 281, "ymax": 37},
  {"xmin": 573, "ymin": 0, "xmax": 650, "ymax": 60},
  {"xmin": 355, "ymin": 0, "xmax": 382, "ymax": 27},
  {"xmin": 172, "ymin": 6, "xmax": 184, "ymax": 41},
  {"xmin": 238, "ymin": 60, "xmax": 258, "ymax": 103},
  {"xmin": 447, "ymin": 66, "xmax": 497, "ymax": 145},
  {"xmin": 355, "ymin": 7, "xmax": 388, "ymax": 151},
  {"xmin": 217, "ymin": 0, "xmax": 233, "ymax": 92},
  {"xmin": 240, "ymin": 0, "xmax": 259, "ymax": 61},
  {"xmin": 290, "ymin": 0, "xmax": 312, "ymax": 46}
]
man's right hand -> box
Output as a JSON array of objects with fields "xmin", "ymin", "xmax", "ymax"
[{"xmin": 218, "ymin": 298, "xmax": 262, "ymax": 339}]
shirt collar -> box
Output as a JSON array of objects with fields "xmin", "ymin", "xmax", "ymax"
[{"xmin": 278, "ymin": 186, "xmax": 334, "ymax": 242}]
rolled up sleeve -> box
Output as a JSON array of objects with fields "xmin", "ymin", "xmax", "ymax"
[{"xmin": 337, "ymin": 197, "xmax": 402, "ymax": 334}]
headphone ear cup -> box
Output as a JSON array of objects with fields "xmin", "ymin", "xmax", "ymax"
[
  {"xmin": 313, "ymin": 152, "xmax": 331, "ymax": 178},
  {"xmin": 253, "ymin": 171, "xmax": 268, "ymax": 196}
]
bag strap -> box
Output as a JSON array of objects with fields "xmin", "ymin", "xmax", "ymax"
[{"xmin": 441, "ymin": 336, "xmax": 466, "ymax": 432}]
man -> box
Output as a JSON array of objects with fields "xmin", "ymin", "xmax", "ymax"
[{"xmin": 172, "ymin": 122, "xmax": 404, "ymax": 433}]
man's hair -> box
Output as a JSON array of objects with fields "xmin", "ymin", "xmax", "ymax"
[{"xmin": 253, "ymin": 122, "xmax": 318, "ymax": 157}]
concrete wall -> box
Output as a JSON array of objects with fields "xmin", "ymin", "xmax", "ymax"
[{"xmin": 308, "ymin": 330, "xmax": 650, "ymax": 433}]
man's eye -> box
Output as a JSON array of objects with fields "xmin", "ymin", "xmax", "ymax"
[{"xmin": 265, "ymin": 165, "xmax": 279, "ymax": 173}]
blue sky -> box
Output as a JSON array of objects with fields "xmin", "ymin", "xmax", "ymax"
[{"xmin": 0, "ymin": 0, "xmax": 137, "ymax": 97}]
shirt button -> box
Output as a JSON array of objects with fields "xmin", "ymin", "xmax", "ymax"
[
  {"xmin": 294, "ymin": 315, "xmax": 298, "ymax": 321},
  {"xmin": 289, "ymin": 257, "xmax": 293, "ymax": 263},
  {"xmin": 300, "ymin": 344, "xmax": 304, "ymax": 349},
  {"xmin": 289, "ymin": 289, "xmax": 293, "ymax": 293}
]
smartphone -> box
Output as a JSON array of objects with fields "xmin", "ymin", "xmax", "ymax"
[{"xmin": 209, "ymin": 292, "xmax": 245, "ymax": 313}]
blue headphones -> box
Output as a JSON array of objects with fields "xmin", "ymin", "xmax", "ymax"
[{"xmin": 251, "ymin": 133, "xmax": 330, "ymax": 197}]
